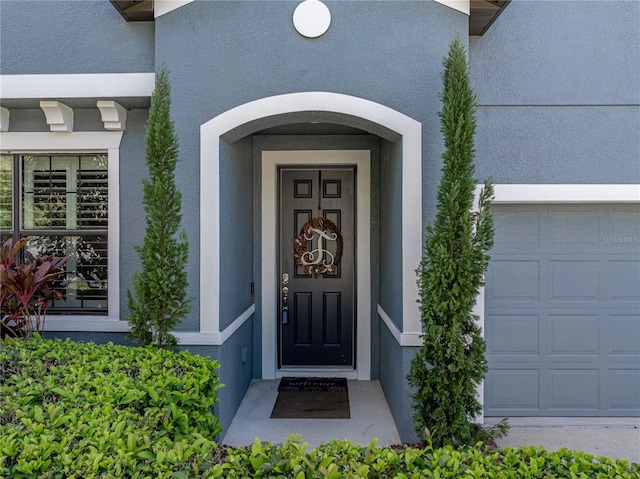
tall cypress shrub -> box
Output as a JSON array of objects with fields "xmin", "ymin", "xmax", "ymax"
[
  {"xmin": 127, "ymin": 67, "xmax": 192, "ymax": 349},
  {"xmin": 407, "ymin": 38, "xmax": 497, "ymax": 447}
]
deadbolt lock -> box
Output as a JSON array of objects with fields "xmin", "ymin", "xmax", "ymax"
[{"xmin": 282, "ymin": 273, "xmax": 289, "ymax": 284}]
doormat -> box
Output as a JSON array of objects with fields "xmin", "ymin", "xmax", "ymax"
[{"xmin": 270, "ymin": 377, "xmax": 350, "ymax": 419}]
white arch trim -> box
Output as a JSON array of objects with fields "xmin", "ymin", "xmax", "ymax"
[{"xmin": 200, "ymin": 91, "xmax": 423, "ymax": 348}]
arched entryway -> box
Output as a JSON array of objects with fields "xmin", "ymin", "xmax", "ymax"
[{"xmin": 199, "ymin": 92, "xmax": 423, "ymax": 379}]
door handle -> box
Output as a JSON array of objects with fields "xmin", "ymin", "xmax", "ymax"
[
  {"xmin": 282, "ymin": 287, "xmax": 289, "ymax": 324},
  {"xmin": 282, "ymin": 273, "xmax": 289, "ymax": 324}
]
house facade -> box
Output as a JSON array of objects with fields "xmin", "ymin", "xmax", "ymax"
[{"xmin": 1, "ymin": 0, "xmax": 638, "ymax": 443}]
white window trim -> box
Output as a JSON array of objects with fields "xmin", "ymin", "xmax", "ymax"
[{"xmin": 0, "ymin": 131, "xmax": 123, "ymax": 329}]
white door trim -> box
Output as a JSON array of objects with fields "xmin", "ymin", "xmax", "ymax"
[{"xmin": 262, "ymin": 150, "xmax": 371, "ymax": 380}]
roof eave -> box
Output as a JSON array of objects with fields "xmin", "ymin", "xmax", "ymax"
[
  {"xmin": 470, "ymin": 0, "xmax": 511, "ymax": 36},
  {"xmin": 109, "ymin": 0, "xmax": 154, "ymax": 22}
]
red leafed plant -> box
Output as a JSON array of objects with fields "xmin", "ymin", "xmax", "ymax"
[{"xmin": 0, "ymin": 238, "xmax": 68, "ymax": 339}]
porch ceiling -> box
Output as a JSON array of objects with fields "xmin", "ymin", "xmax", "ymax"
[{"xmin": 110, "ymin": 0, "xmax": 511, "ymax": 36}]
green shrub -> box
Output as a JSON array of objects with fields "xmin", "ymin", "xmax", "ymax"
[
  {"xmin": 218, "ymin": 437, "xmax": 639, "ymax": 479},
  {"xmin": 1, "ymin": 338, "xmax": 637, "ymax": 478},
  {"xmin": 408, "ymin": 37, "xmax": 497, "ymax": 447},
  {"xmin": 127, "ymin": 66, "xmax": 192, "ymax": 350},
  {"xmin": 0, "ymin": 336, "xmax": 222, "ymax": 477}
]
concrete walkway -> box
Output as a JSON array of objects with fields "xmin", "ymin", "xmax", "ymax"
[
  {"xmin": 223, "ymin": 380, "xmax": 639, "ymax": 464},
  {"xmin": 222, "ymin": 379, "xmax": 400, "ymax": 448},
  {"xmin": 487, "ymin": 417, "xmax": 640, "ymax": 463}
]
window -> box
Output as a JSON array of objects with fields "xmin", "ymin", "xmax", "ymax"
[{"xmin": 1, "ymin": 153, "xmax": 109, "ymax": 314}]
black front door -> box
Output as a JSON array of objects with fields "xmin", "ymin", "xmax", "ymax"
[{"xmin": 279, "ymin": 167, "xmax": 355, "ymax": 366}]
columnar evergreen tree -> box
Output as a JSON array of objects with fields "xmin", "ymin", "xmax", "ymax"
[
  {"xmin": 127, "ymin": 67, "xmax": 192, "ymax": 350},
  {"xmin": 407, "ymin": 38, "xmax": 497, "ymax": 447}
]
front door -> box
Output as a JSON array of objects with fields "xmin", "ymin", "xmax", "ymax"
[{"xmin": 278, "ymin": 167, "xmax": 355, "ymax": 367}]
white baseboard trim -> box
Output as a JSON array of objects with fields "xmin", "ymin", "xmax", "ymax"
[
  {"xmin": 173, "ymin": 304, "xmax": 256, "ymax": 346},
  {"xmin": 377, "ymin": 304, "xmax": 422, "ymax": 347},
  {"xmin": 43, "ymin": 304, "xmax": 256, "ymax": 347}
]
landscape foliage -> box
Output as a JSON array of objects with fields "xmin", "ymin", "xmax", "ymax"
[
  {"xmin": 127, "ymin": 66, "xmax": 192, "ymax": 350},
  {"xmin": 0, "ymin": 336, "xmax": 222, "ymax": 477},
  {"xmin": 407, "ymin": 37, "xmax": 499, "ymax": 447},
  {"xmin": 0, "ymin": 238, "xmax": 68, "ymax": 339},
  {"xmin": 1, "ymin": 338, "xmax": 638, "ymax": 477}
]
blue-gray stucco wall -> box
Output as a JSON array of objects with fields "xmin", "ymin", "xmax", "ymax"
[
  {"xmin": 119, "ymin": 110, "xmax": 153, "ymax": 320},
  {"xmin": 217, "ymin": 315, "xmax": 254, "ymax": 436},
  {"xmin": 0, "ymin": 0, "xmax": 154, "ymax": 74},
  {"xmin": 379, "ymin": 324, "xmax": 421, "ymax": 444},
  {"xmin": 219, "ymin": 137, "xmax": 255, "ymax": 330},
  {"xmin": 470, "ymin": 0, "xmax": 640, "ymax": 184},
  {"xmin": 379, "ymin": 139, "xmax": 404, "ymax": 330}
]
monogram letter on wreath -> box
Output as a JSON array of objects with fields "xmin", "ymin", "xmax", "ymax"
[{"xmin": 294, "ymin": 217, "xmax": 343, "ymax": 277}]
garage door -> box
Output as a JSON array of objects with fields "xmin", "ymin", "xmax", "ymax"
[{"xmin": 485, "ymin": 204, "xmax": 640, "ymax": 416}]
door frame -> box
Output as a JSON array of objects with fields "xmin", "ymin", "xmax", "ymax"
[{"xmin": 262, "ymin": 150, "xmax": 371, "ymax": 380}]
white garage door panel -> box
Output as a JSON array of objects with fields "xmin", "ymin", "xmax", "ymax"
[{"xmin": 486, "ymin": 204, "xmax": 640, "ymax": 416}]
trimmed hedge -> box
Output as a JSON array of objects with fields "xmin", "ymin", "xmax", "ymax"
[
  {"xmin": 1, "ymin": 338, "xmax": 638, "ymax": 478},
  {"xmin": 219, "ymin": 438, "xmax": 640, "ymax": 479},
  {"xmin": 0, "ymin": 336, "xmax": 222, "ymax": 477}
]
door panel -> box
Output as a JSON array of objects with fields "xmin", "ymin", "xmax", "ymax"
[{"xmin": 279, "ymin": 167, "xmax": 355, "ymax": 366}]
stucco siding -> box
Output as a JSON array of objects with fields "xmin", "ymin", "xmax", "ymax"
[
  {"xmin": 379, "ymin": 322, "xmax": 421, "ymax": 444},
  {"xmin": 379, "ymin": 139, "xmax": 404, "ymax": 330},
  {"xmin": 118, "ymin": 109, "xmax": 153, "ymax": 321},
  {"xmin": 219, "ymin": 137, "xmax": 255, "ymax": 331},
  {"xmin": 217, "ymin": 316, "xmax": 254, "ymax": 437},
  {"xmin": 470, "ymin": 0, "xmax": 640, "ymax": 185},
  {"xmin": 475, "ymin": 105, "xmax": 640, "ymax": 184},
  {"xmin": 470, "ymin": 1, "xmax": 639, "ymax": 106},
  {"xmin": 0, "ymin": 0, "xmax": 155, "ymax": 74}
]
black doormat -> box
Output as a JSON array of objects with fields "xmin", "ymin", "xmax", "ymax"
[{"xmin": 270, "ymin": 377, "xmax": 350, "ymax": 419}]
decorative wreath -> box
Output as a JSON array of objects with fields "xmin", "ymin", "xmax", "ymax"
[{"xmin": 293, "ymin": 217, "xmax": 343, "ymax": 278}]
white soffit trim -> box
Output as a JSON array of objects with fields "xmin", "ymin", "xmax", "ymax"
[
  {"xmin": 200, "ymin": 92, "xmax": 423, "ymax": 345},
  {"xmin": 154, "ymin": 0, "xmax": 195, "ymax": 18},
  {"xmin": 0, "ymin": 73, "xmax": 155, "ymax": 99},
  {"xmin": 477, "ymin": 184, "xmax": 640, "ymax": 203},
  {"xmin": 433, "ymin": 0, "xmax": 470, "ymax": 16}
]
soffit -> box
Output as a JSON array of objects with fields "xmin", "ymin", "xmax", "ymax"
[
  {"xmin": 109, "ymin": 1, "xmax": 154, "ymax": 22},
  {"xmin": 470, "ymin": 0, "xmax": 510, "ymax": 35}
]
